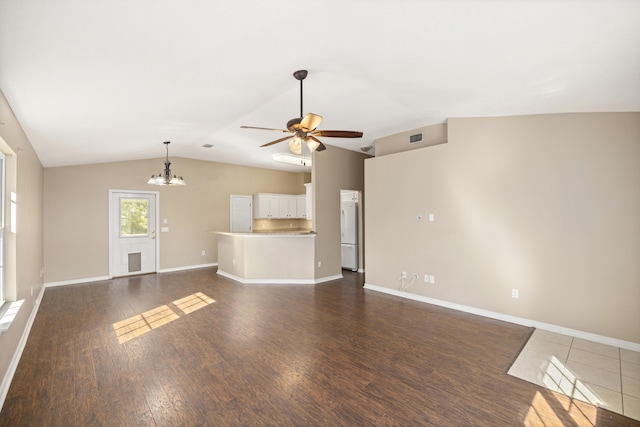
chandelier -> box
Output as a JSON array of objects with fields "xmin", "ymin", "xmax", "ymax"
[{"xmin": 147, "ymin": 141, "xmax": 186, "ymax": 186}]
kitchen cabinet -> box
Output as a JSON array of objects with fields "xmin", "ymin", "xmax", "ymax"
[
  {"xmin": 253, "ymin": 194, "xmax": 280, "ymax": 219},
  {"xmin": 253, "ymin": 193, "xmax": 306, "ymax": 219},
  {"xmin": 296, "ymin": 195, "xmax": 306, "ymax": 219},
  {"xmin": 341, "ymin": 190, "xmax": 359, "ymax": 203},
  {"xmin": 278, "ymin": 195, "xmax": 298, "ymax": 218}
]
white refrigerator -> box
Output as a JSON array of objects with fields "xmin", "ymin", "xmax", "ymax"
[{"xmin": 341, "ymin": 201, "xmax": 358, "ymax": 271}]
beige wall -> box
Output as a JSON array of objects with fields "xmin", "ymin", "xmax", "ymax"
[
  {"xmin": 365, "ymin": 113, "xmax": 640, "ymax": 344},
  {"xmin": 374, "ymin": 123, "xmax": 447, "ymax": 156},
  {"xmin": 0, "ymin": 91, "xmax": 45, "ymax": 395},
  {"xmin": 44, "ymin": 159, "xmax": 307, "ymax": 283},
  {"xmin": 312, "ymin": 146, "xmax": 369, "ymax": 278}
]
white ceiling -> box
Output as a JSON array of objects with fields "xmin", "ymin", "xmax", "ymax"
[{"xmin": 1, "ymin": 0, "xmax": 639, "ymax": 173}]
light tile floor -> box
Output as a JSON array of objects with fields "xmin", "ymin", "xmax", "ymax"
[{"xmin": 508, "ymin": 329, "xmax": 640, "ymax": 422}]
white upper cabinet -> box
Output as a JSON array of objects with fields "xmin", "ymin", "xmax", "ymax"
[
  {"xmin": 278, "ymin": 195, "xmax": 298, "ymax": 218},
  {"xmin": 296, "ymin": 195, "xmax": 306, "ymax": 219},
  {"xmin": 254, "ymin": 194, "xmax": 280, "ymax": 219},
  {"xmin": 254, "ymin": 193, "xmax": 306, "ymax": 219},
  {"xmin": 341, "ymin": 190, "xmax": 359, "ymax": 203}
]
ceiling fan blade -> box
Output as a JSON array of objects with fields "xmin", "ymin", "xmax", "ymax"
[
  {"xmin": 260, "ymin": 135, "xmax": 295, "ymax": 147},
  {"xmin": 300, "ymin": 113, "xmax": 323, "ymax": 132},
  {"xmin": 312, "ymin": 130, "xmax": 363, "ymax": 138},
  {"xmin": 241, "ymin": 125, "xmax": 290, "ymax": 133},
  {"xmin": 308, "ymin": 135, "xmax": 327, "ymax": 152}
]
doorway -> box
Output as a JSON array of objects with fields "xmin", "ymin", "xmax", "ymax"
[
  {"xmin": 109, "ymin": 190, "xmax": 158, "ymax": 277},
  {"xmin": 230, "ymin": 195, "xmax": 252, "ymax": 232}
]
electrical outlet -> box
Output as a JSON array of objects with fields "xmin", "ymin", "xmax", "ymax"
[
  {"xmin": 429, "ymin": 275, "xmax": 435, "ymax": 284},
  {"xmin": 401, "ymin": 271, "xmax": 407, "ymax": 279},
  {"xmin": 232, "ymin": 259, "xmax": 236, "ymax": 265},
  {"xmin": 318, "ymin": 261, "xmax": 322, "ymax": 268},
  {"xmin": 201, "ymin": 250, "xmax": 206, "ymax": 256},
  {"xmin": 512, "ymin": 289, "xmax": 519, "ymax": 299},
  {"xmin": 424, "ymin": 274, "xmax": 429, "ymax": 283}
]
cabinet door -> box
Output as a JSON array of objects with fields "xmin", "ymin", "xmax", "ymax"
[
  {"xmin": 267, "ymin": 196, "xmax": 279, "ymax": 218},
  {"xmin": 277, "ymin": 195, "xmax": 297, "ymax": 218},
  {"xmin": 287, "ymin": 196, "xmax": 298, "ymax": 218},
  {"xmin": 254, "ymin": 194, "xmax": 279, "ymax": 218},
  {"xmin": 296, "ymin": 195, "xmax": 306, "ymax": 218}
]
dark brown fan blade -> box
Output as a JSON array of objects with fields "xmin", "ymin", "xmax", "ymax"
[
  {"xmin": 299, "ymin": 113, "xmax": 323, "ymax": 132},
  {"xmin": 312, "ymin": 130, "xmax": 363, "ymax": 138},
  {"xmin": 308, "ymin": 135, "xmax": 327, "ymax": 151},
  {"xmin": 241, "ymin": 125, "xmax": 290, "ymax": 133},
  {"xmin": 260, "ymin": 135, "xmax": 295, "ymax": 147}
]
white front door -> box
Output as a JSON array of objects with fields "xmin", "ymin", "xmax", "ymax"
[{"xmin": 109, "ymin": 191, "xmax": 158, "ymax": 277}]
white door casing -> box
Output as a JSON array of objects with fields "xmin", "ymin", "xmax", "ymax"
[{"xmin": 109, "ymin": 190, "xmax": 158, "ymax": 277}]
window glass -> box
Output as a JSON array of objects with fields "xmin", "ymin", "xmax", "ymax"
[{"xmin": 120, "ymin": 198, "xmax": 149, "ymax": 237}]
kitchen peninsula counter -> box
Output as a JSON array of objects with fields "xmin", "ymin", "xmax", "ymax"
[{"xmin": 216, "ymin": 232, "xmax": 316, "ymax": 284}]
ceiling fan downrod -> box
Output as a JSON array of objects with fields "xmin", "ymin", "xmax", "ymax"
[{"xmin": 293, "ymin": 70, "xmax": 308, "ymax": 119}]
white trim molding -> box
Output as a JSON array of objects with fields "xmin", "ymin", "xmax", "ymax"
[
  {"xmin": 0, "ymin": 285, "xmax": 45, "ymax": 411},
  {"xmin": 45, "ymin": 264, "xmax": 219, "ymax": 288},
  {"xmin": 45, "ymin": 276, "xmax": 110, "ymax": 288},
  {"xmin": 158, "ymin": 263, "xmax": 217, "ymax": 273},
  {"xmin": 364, "ymin": 283, "xmax": 640, "ymax": 352},
  {"xmin": 217, "ymin": 270, "xmax": 343, "ymax": 285}
]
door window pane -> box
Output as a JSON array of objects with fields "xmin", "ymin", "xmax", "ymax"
[{"xmin": 120, "ymin": 198, "xmax": 149, "ymax": 237}]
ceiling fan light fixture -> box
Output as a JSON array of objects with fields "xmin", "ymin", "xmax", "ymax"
[
  {"xmin": 306, "ymin": 139, "xmax": 320, "ymax": 153},
  {"xmin": 147, "ymin": 141, "xmax": 186, "ymax": 186},
  {"xmin": 242, "ymin": 70, "xmax": 363, "ymax": 153},
  {"xmin": 289, "ymin": 137, "xmax": 302, "ymax": 155}
]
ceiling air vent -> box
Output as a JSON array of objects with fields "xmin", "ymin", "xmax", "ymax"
[{"xmin": 409, "ymin": 132, "xmax": 423, "ymax": 144}]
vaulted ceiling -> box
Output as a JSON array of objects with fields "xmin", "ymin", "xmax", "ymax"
[{"xmin": 1, "ymin": 0, "xmax": 639, "ymax": 172}]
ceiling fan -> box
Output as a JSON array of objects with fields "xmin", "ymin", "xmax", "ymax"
[{"xmin": 241, "ymin": 70, "xmax": 363, "ymax": 155}]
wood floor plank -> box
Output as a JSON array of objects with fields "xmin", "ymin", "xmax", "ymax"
[{"xmin": 1, "ymin": 268, "xmax": 637, "ymax": 426}]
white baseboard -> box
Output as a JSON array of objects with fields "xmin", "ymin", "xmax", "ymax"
[
  {"xmin": 0, "ymin": 285, "xmax": 45, "ymax": 411},
  {"xmin": 217, "ymin": 270, "xmax": 343, "ymax": 285},
  {"xmin": 45, "ymin": 276, "xmax": 110, "ymax": 288},
  {"xmin": 44, "ymin": 264, "xmax": 219, "ymax": 288},
  {"xmin": 364, "ymin": 283, "xmax": 640, "ymax": 352},
  {"xmin": 158, "ymin": 263, "xmax": 217, "ymax": 273}
]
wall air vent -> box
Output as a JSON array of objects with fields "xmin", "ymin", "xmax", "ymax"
[{"xmin": 409, "ymin": 133, "xmax": 423, "ymax": 144}]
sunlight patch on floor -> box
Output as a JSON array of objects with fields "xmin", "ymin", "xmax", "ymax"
[
  {"xmin": 173, "ymin": 292, "xmax": 215, "ymax": 314},
  {"xmin": 510, "ymin": 329, "xmax": 640, "ymax": 422},
  {"xmin": 113, "ymin": 291, "xmax": 215, "ymax": 344}
]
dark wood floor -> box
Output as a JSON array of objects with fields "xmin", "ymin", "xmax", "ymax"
[{"xmin": 1, "ymin": 268, "xmax": 637, "ymax": 426}]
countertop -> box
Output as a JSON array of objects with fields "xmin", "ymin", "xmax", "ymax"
[{"xmin": 215, "ymin": 231, "xmax": 315, "ymax": 236}]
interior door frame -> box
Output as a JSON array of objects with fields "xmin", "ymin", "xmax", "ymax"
[
  {"xmin": 230, "ymin": 194, "xmax": 253, "ymax": 232},
  {"xmin": 108, "ymin": 189, "xmax": 160, "ymax": 278}
]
